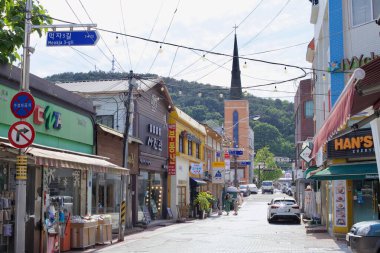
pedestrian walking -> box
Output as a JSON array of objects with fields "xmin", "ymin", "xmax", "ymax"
[
  {"xmin": 233, "ymin": 198, "xmax": 239, "ymax": 215},
  {"xmin": 224, "ymin": 193, "xmax": 232, "ymax": 215}
]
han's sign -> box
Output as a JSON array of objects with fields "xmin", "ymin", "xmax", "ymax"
[{"xmin": 327, "ymin": 129, "xmax": 374, "ymax": 159}]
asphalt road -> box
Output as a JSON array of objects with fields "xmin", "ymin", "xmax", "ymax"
[{"xmin": 93, "ymin": 192, "xmax": 350, "ymax": 253}]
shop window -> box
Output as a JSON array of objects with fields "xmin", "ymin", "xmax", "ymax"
[
  {"xmin": 179, "ymin": 135, "xmax": 184, "ymax": 153},
  {"xmin": 92, "ymin": 172, "xmax": 121, "ymax": 216},
  {"xmin": 137, "ymin": 172, "xmax": 163, "ymax": 223},
  {"xmin": 304, "ymin": 100, "xmax": 314, "ymax": 118},
  {"xmin": 352, "ymin": 0, "xmax": 380, "ymax": 26},
  {"xmin": 46, "ymin": 168, "xmax": 82, "ymax": 216},
  {"xmin": 96, "ymin": 115, "xmax": 114, "ymax": 128},
  {"xmin": 188, "ymin": 140, "xmax": 193, "ymax": 156},
  {"xmin": 196, "ymin": 143, "xmax": 200, "ymax": 159}
]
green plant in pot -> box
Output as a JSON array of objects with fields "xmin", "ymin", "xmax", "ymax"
[{"xmin": 194, "ymin": 192, "xmax": 211, "ymax": 219}]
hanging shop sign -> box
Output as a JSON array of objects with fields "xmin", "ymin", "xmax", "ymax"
[
  {"xmin": 211, "ymin": 162, "xmax": 225, "ymax": 184},
  {"xmin": 168, "ymin": 124, "xmax": 176, "ymax": 175},
  {"xmin": 327, "ymin": 129, "xmax": 374, "ymax": 158},
  {"xmin": 8, "ymin": 121, "xmax": 35, "ymax": 148},
  {"xmin": 190, "ymin": 163, "xmax": 203, "ymax": 175},
  {"xmin": 34, "ymin": 105, "xmax": 62, "ymax": 130},
  {"xmin": 10, "ymin": 91, "xmax": 35, "ymax": 119}
]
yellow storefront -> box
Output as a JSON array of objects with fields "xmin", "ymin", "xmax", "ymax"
[{"xmin": 167, "ymin": 107, "xmax": 206, "ymax": 219}]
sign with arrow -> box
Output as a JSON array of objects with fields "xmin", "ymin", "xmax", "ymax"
[
  {"xmin": 8, "ymin": 121, "xmax": 35, "ymax": 148},
  {"xmin": 46, "ymin": 30, "xmax": 100, "ymax": 47},
  {"xmin": 299, "ymin": 146, "xmax": 312, "ymax": 163}
]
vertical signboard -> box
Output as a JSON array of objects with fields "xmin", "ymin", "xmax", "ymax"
[
  {"xmin": 168, "ymin": 124, "xmax": 176, "ymax": 175},
  {"xmin": 334, "ymin": 180, "xmax": 347, "ymax": 227},
  {"xmin": 212, "ymin": 162, "xmax": 225, "ymax": 184}
]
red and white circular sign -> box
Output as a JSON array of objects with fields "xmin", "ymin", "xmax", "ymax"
[{"xmin": 8, "ymin": 121, "xmax": 35, "ymax": 148}]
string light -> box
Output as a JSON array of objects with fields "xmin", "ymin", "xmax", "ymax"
[
  {"xmin": 159, "ymin": 45, "xmax": 163, "ymax": 53},
  {"xmin": 322, "ymin": 73, "xmax": 326, "ymax": 81},
  {"xmin": 115, "ymin": 36, "xmax": 119, "ymax": 44},
  {"xmin": 243, "ymin": 61, "xmax": 247, "ymax": 68},
  {"xmin": 202, "ymin": 54, "xmax": 206, "ymax": 61},
  {"xmin": 284, "ymin": 66, "xmax": 287, "ymax": 74},
  {"xmin": 274, "ymin": 85, "xmax": 278, "ymax": 92}
]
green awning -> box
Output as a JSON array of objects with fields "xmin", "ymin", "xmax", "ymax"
[
  {"xmin": 304, "ymin": 166, "xmax": 318, "ymax": 179},
  {"xmin": 310, "ymin": 163, "xmax": 378, "ymax": 180}
]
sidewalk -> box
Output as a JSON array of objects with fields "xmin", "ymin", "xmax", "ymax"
[{"xmin": 66, "ymin": 219, "xmax": 177, "ymax": 252}]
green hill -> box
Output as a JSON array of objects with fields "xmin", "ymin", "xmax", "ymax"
[{"xmin": 46, "ymin": 71, "xmax": 295, "ymax": 158}]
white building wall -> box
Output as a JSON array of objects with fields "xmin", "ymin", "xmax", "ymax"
[
  {"xmin": 91, "ymin": 94, "xmax": 126, "ymax": 132},
  {"xmin": 170, "ymin": 157, "xmax": 190, "ymax": 219}
]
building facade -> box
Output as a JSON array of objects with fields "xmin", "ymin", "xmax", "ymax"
[
  {"xmin": 168, "ymin": 107, "xmax": 206, "ymax": 219},
  {"xmin": 307, "ymin": 0, "xmax": 380, "ymax": 236}
]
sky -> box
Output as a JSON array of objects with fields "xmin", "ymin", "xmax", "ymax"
[{"xmin": 27, "ymin": 0, "xmax": 314, "ymax": 102}]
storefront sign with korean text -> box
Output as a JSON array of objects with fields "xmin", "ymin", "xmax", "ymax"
[
  {"xmin": 212, "ymin": 162, "xmax": 225, "ymax": 184},
  {"xmin": 168, "ymin": 124, "xmax": 176, "ymax": 175}
]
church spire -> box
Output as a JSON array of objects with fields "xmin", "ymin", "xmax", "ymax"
[{"xmin": 230, "ymin": 32, "xmax": 242, "ymax": 100}]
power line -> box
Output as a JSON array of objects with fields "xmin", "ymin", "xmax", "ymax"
[
  {"xmin": 241, "ymin": 0, "xmax": 291, "ymax": 49},
  {"xmin": 147, "ymin": 0, "xmax": 181, "ymax": 73}
]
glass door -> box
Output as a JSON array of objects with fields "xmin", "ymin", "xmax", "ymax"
[{"xmin": 353, "ymin": 180, "xmax": 379, "ymax": 223}]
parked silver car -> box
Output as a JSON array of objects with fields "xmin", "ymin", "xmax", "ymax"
[
  {"xmin": 239, "ymin": 184, "xmax": 250, "ymax": 197},
  {"xmin": 346, "ymin": 220, "xmax": 380, "ymax": 253},
  {"xmin": 248, "ymin": 184, "xmax": 258, "ymax": 194}
]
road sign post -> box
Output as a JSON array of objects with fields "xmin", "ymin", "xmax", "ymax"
[{"xmin": 46, "ymin": 30, "xmax": 100, "ymax": 47}]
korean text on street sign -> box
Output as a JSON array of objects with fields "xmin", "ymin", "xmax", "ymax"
[
  {"xmin": 10, "ymin": 91, "xmax": 35, "ymax": 119},
  {"xmin": 299, "ymin": 146, "xmax": 312, "ymax": 163},
  {"xmin": 46, "ymin": 30, "xmax": 100, "ymax": 47},
  {"xmin": 8, "ymin": 121, "xmax": 35, "ymax": 148},
  {"xmin": 228, "ymin": 148, "xmax": 244, "ymax": 156},
  {"xmin": 239, "ymin": 160, "xmax": 252, "ymax": 166}
]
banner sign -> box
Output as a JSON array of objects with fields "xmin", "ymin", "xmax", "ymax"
[
  {"xmin": 334, "ymin": 180, "xmax": 347, "ymax": 227},
  {"xmin": 327, "ymin": 129, "xmax": 374, "ymax": 158},
  {"xmin": 212, "ymin": 162, "xmax": 225, "ymax": 184},
  {"xmin": 190, "ymin": 163, "xmax": 203, "ymax": 175},
  {"xmin": 168, "ymin": 124, "xmax": 176, "ymax": 175}
]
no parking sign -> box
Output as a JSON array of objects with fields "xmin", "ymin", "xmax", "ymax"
[{"xmin": 10, "ymin": 91, "xmax": 35, "ymax": 119}]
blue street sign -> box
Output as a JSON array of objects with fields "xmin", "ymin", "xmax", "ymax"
[
  {"xmin": 10, "ymin": 91, "xmax": 35, "ymax": 119},
  {"xmin": 239, "ymin": 161, "xmax": 252, "ymax": 166},
  {"xmin": 46, "ymin": 30, "xmax": 100, "ymax": 47},
  {"xmin": 228, "ymin": 150, "xmax": 243, "ymax": 156}
]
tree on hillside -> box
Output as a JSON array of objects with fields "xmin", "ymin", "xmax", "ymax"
[
  {"xmin": 0, "ymin": 0, "xmax": 51, "ymax": 63},
  {"xmin": 254, "ymin": 147, "xmax": 282, "ymax": 185}
]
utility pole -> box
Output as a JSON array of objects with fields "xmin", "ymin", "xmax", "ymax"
[
  {"xmin": 119, "ymin": 70, "xmax": 135, "ymax": 241},
  {"xmin": 14, "ymin": 0, "xmax": 32, "ymax": 251}
]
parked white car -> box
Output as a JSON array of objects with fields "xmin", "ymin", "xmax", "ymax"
[
  {"xmin": 248, "ymin": 184, "xmax": 258, "ymax": 194},
  {"xmin": 267, "ymin": 197, "xmax": 301, "ymax": 224}
]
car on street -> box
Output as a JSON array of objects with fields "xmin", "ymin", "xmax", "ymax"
[
  {"xmin": 248, "ymin": 184, "xmax": 258, "ymax": 194},
  {"xmin": 267, "ymin": 197, "xmax": 301, "ymax": 224},
  {"xmin": 346, "ymin": 220, "xmax": 380, "ymax": 253},
  {"xmin": 239, "ymin": 184, "xmax": 250, "ymax": 197},
  {"xmin": 262, "ymin": 180, "xmax": 274, "ymax": 194}
]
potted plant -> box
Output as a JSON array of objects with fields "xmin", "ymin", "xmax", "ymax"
[{"xmin": 194, "ymin": 192, "xmax": 211, "ymax": 219}]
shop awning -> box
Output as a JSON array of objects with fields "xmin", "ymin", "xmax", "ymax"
[
  {"xmin": 0, "ymin": 142, "xmax": 129, "ymax": 175},
  {"xmin": 190, "ymin": 177, "xmax": 207, "ymax": 186},
  {"xmin": 304, "ymin": 166, "xmax": 318, "ymax": 178},
  {"xmin": 309, "ymin": 163, "xmax": 378, "ymax": 180},
  {"xmin": 312, "ymin": 58, "xmax": 380, "ymax": 157}
]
